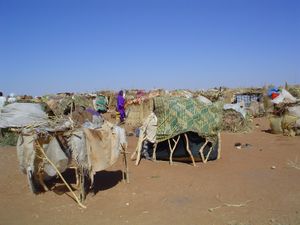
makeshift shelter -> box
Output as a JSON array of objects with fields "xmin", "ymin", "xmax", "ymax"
[
  {"xmin": 269, "ymin": 104, "xmax": 300, "ymax": 136},
  {"xmin": 96, "ymin": 90, "xmax": 116, "ymax": 111},
  {"xmin": 267, "ymin": 88, "xmax": 300, "ymax": 136},
  {"xmin": 0, "ymin": 103, "xmax": 129, "ymax": 208},
  {"xmin": 288, "ymin": 86, "xmax": 300, "ymax": 99},
  {"xmin": 126, "ymin": 99, "xmax": 154, "ymax": 127},
  {"xmin": 234, "ymin": 92, "xmax": 263, "ymax": 107},
  {"xmin": 131, "ymin": 97, "xmax": 222, "ymax": 166},
  {"xmin": 46, "ymin": 95, "xmax": 94, "ymax": 116},
  {"xmin": 222, "ymin": 109, "xmax": 252, "ymax": 133},
  {"xmin": 222, "ymin": 102, "xmax": 252, "ymax": 133}
]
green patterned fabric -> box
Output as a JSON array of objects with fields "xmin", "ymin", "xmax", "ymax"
[{"xmin": 154, "ymin": 97, "xmax": 223, "ymax": 142}]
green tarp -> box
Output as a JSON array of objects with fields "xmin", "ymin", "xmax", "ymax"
[{"xmin": 154, "ymin": 97, "xmax": 222, "ymax": 142}]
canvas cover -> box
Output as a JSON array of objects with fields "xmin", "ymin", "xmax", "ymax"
[
  {"xmin": 16, "ymin": 133, "xmax": 69, "ymax": 178},
  {"xmin": 68, "ymin": 129, "xmax": 89, "ymax": 170},
  {"xmin": 154, "ymin": 97, "xmax": 222, "ymax": 142},
  {"xmin": 47, "ymin": 95, "xmax": 93, "ymax": 116},
  {"xmin": 0, "ymin": 103, "xmax": 48, "ymax": 128},
  {"xmin": 16, "ymin": 134, "xmax": 37, "ymax": 174},
  {"xmin": 83, "ymin": 121, "xmax": 125, "ymax": 178},
  {"xmin": 43, "ymin": 137, "xmax": 69, "ymax": 177}
]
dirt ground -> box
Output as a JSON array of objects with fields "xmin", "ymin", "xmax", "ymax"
[{"xmin": 1, "ymin": 117, "xmax": 300, "ymax": 225}]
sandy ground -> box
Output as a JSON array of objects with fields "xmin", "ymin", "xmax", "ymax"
[{"xmin": 0, "ymin": 117, "xmax": 300, "ymax": 225}]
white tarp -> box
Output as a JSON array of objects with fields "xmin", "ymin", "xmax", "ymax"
[
  {"xmin": 142, "ymin": 112, "xmax": 157, "ymax": 143},
  {"xmin": 288, "ymin": 106, "xmax": 300, "ymax": 118},
  {"xmin": 288, "ymin": 106, "xmax": 300, "ymax": 129},
  {"xmin": 43, "ymin": 137, "xmax": 69, "ymax": 177},
  {"xmin": 197, "ymin": 95, "xmax": 212, "ymax": 105},
  {"xmin": 271, "ymin": 89, "xmax": 297, "ymax": 104},
  {"xmin": 224, "ymin": 102, "xmax": 246, "ymax": 118},
  {"xmin": 0, "ymin": 103, "xmax": 48, "ymax": 128}
]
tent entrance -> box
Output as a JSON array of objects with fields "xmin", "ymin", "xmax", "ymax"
[{"xmin": 143, "ymin": 132, "xmax": 220, "ymax": 164}]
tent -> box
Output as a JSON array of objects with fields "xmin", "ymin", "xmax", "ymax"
[
  {"xmin": 131, "ymin": 96, "xmax": 223, "ymax": 166},
  {"xmin": 0, "ymin": 103, "xmax": 128, "ymax": 208}
]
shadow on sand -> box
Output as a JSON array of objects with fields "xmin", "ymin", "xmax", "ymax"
[{"xmin": 49, "ymin": 169, "xmax": 123, "ymax": 196}]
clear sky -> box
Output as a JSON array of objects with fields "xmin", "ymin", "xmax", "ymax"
[{"xmin": 0, "ymin": 0, "xmax": 299, "ymax": 96}]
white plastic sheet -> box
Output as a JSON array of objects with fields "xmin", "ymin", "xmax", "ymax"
[
  {"xmin": 197, "ymin": 95, "xmax": 212, "ymax": 105},
  {"xmin": 224, "ymin": 103, "xmax": 246, "ymax": 118},
  {"xmin": 288, "ymin": 106, "xmax": 300, "ymax": 118},
  {"xmin": 0, "ymin": 103, "xmax": 48, "ymax": 128},
  {"xmin": 271, "ymin": 89, "xmax": 297, "ymax": 104}
]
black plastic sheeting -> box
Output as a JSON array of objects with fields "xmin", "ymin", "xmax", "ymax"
[{"xmin": 144, "ymin": 132, "xmax": 219, "ymax": 162}]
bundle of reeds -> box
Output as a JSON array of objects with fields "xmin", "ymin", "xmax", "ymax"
[{"xmin": 222, "ymin": 109, "xmax": 252, "ymax": 133}]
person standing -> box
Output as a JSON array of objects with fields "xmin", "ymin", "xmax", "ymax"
[
  {"xmin": 116, "ymin": 90, "xmax": 126, "ymax": 123},
  {"xmin": 95, "ymin": 94, "xmax": 108, "ymax": 114}
]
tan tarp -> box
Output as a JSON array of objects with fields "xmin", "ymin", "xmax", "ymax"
[
  {"xmin": 269, "ymin": 116, "xmax": 283, "ymax": 134},
  {"xmin": 17, "ymin": 134, "xmax": 36, "ymax": 174},
  {"xmin": 84, "ymin": 122, "xmax": 121, "ymax": 177}
]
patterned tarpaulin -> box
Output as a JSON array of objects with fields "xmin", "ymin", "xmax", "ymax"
[{"xmin": 154, "ymin": 97, "xmax": 223, "ymax": 142}]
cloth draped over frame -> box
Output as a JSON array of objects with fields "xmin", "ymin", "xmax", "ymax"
[{"xmin": 154, "ymin": 97, "xmax": 223, "ymax": 143}]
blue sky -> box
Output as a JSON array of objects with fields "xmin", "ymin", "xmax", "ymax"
[{"xmin": 0, "ymin": 0, "xmax": 299, "ymax": 96}]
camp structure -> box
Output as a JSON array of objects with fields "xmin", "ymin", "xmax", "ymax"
[
  {"xmin": 222, "ymin": 102, "xmax": 252, "ymax": 133},
  {"xmin": 232, "ymin": 89, "xmax": 265, "ymax": 118},
  {"xmin": 131, "ymin": 96, "xmax": 222, "ymax": 166},
  {"xmin": 0, "ymin": 102, "xmax": 129, "ymax": 208},
  {"xmin": 45, "ymin": 93, "xmax": 95, "ymax": 117},
  {"xmin": 125, "ymin": 89, "xmax": 157, "ymax": 127},
  {"xmin": 220, "ymin": 88, "xmax": 266, "ymax": 133},
  {"xmin": 267, "ymin": 88, "xmax": 300, "ymax": 136},
  {"xmin": 125, "ymin": 89, "xmax": 195, "ymax": 127}
]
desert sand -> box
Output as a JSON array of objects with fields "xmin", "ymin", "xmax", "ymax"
[{"xmin": 0, "ymin": 117, "xmax": 300, "ymax": 225}]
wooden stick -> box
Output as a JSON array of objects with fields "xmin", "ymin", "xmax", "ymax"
[
  {"xmin": 168, "ymin": 135, "xmax": 180, "ymax": 165},
  {"xmin": 133, "ymin": 127, "xmax": 147, "ymax": 166},
  {"xmin": 208, "ymin": 200, "xmax": 252, "ymax": 212},
  {"xmin": 204, "ymin": 146, "xmax": 213, "ymax": 163},
  {"xmin": 217, "ymin": 132, "xmax": 221, "ymax": 160},
  {"xmin": 183, "ymin": 134, "xmax": 196, "ymax": 166},
  {"xmin": 130, "ymin": 128, "xmax": 145, "ymax": 160},
  {"xmin": 37, "ymin": 167, "xmax": 49, "ymax": 191},
  {"xmin": 121, "ymin": 144, "xmax": 129, "ymax": 183},
  {"xmin": 198, "ymin": 140, "xmax": 209, "ymax": 163},
  {"xmin": 135, "ymin": 137, "xmax": 147, "ymax": 166},
  {"xmin": 35, "ymin": 141, "xmax": 87, "ymax": 209},
  {"xmin": 152, "ymin": 142, "xmax": 157, "ymax": 161},
  {"xmin": 168, "ymin": 139, "xmax": 172, "ymax": 165}
]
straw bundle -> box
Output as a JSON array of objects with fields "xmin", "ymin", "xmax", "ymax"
[{"xmin": 222, "ymin": 109, "xmax": 252, "ymax": 133}]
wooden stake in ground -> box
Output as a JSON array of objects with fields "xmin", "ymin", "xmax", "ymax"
[
  {"xmin": 168, "ymin": 135, "xmax": 181, "ymax": 165},
  {"xmin": 217, "ymin": 132, "xmax": 221, "ymax": 160},
  {"xmin": 152, "ymin": 142, "xmax": 158, "ymax": 161},
  {"xmin": 183, "ymin": 134, "xmax": 196, "ymax": 166},
  {"xmin": 121, "ymin": 143, "xmax": 130, "ymax": 183},
  {"xmin": 198, "ymin": 139, "xmax": 209, "ymax": 163}
]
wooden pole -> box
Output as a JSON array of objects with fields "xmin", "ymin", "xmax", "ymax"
[
  {"xmin": 168, "ymin": 135, "xmax": 180, "ymax": 165},
  {"xmin": 199, "ymin": 140, "xmax": 209, "ymax": 163},
  {"xmin": 217, "ymin": 132, "xmax": 221, "ymax": 160},
  {"xmin": 121, "ymin": 144, "xmax": 129, "ymax": 183},
  {"xmin": 183, "ymin": 134, "xmax": 196, "ymax": 166},
  {"xmin": 152, "ymin": 142, "xmax": 157, "ymax": 161}
]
